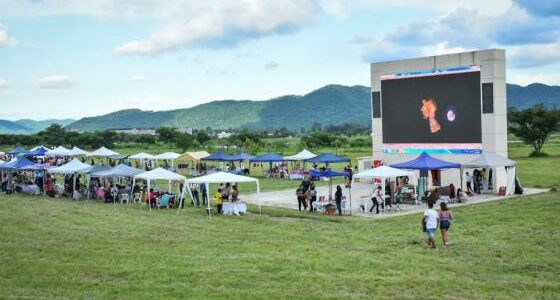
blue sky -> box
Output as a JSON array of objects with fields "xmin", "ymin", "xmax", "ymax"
[{"xmin": 0, "ymin": 0, "xmax": 559, "ymax": 120}]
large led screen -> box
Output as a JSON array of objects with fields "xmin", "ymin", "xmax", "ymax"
[{"xmin": 381, "ymin": 66, "xmax": 482, "ymax": 154}]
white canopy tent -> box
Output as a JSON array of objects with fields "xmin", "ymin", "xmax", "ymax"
[
  {"xmin": 133, "ymin": 168, "xmax": 187, "ymax": 211},
  {"xmin": 87, "ymin": 147, "xmax": 119, "ymax": 157},
  {"xmin": 179, "ymin": 171, "xmax": 261, "ymax": 218},
  {"xmin": 130, "ymin": 152, "xmax": 156, "ymax": 160},
  {"xmin": 353, "ymin": 166, "xmax": 417, "ymax": 210},
  {"xmin": 462, "ymin": 153, "xmax": 517, "ymax": 195},
  {"xmin": 46, "ymin": 146, "xmax": 72, "ymax": 157},
  {"xmin": 68, "ymin": 146, "xmax": 91, "ymax": 156},
  {"xmin": 155, "ymin": 152, "xmax": 181, "ymax": 169},
  {"xmin": 48, "ymin": 158, "xmax": 93, "ymax": 195},
  {"xmin": 284, "ymin": 149, "xmax": 317, "ymax": 161}
]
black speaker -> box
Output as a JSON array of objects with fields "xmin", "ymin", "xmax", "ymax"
[
  {"xmin": 482, "ymin": 83, "xmax": 494, "ymax": 114},
  {"xmin": 372, "ymin": 91, "xmax": 381, "ymax": 118}
]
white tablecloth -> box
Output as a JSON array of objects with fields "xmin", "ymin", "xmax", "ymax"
[
  {"xmin": 21, "ymin": 184, "xmax": 41, "ymax": 195},
  {"xmin": 289, "ymin": 173, "xmax": 304, "ymax": 180},
  {"xmin": 222, "ymin": 201, "xmax": 247, "ymax": 215}
]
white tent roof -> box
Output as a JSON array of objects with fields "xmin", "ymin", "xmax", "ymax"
[
  {"xmin": 0, "ymin": 160, "xmax": 5, "ymax": 165},
  {"xmin": 68, "ymin": 146, "xmax": 91, "ymax": 156},
  {"xmin": 129, "ymin": 152, "xmax": 156, "ymax": 159},
  {"xmin": 354, "ymin": 166, "xmax": 416, "ymax": 181},
  {"xmin": 185, "ymin": 171, "xmax": 258, "ymax": 184},
  {"xmin": 87, "ymin": 146, "xmax": 119, "ymax": 157},
  {"xmin": 48, "ymin": 158, "xmax": 92, "ymax": 174},
  {"xmin": 134, "ymin": 167, "xmax": 186, "ymax": 181},
  {"xmin": 46, "ymin": 146, "xmax": 72, "ymax": 156},
  {"xmin": 155, "ymin": 152, "xmax": 181, "ymax": 160},
  {"xmin": 462, "ymin": 153, "xmax": 516, "ymax": 168},
  {"xmin": 284, "ymin": 149, "xmax": 317, "ymax": 161},
  {"xmin": 91, "ymin": 164, "xmax": 145, "ymax": 177}
]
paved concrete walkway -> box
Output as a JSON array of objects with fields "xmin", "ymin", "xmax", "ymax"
[{"xmin": 243, "ymin": 183, "xmax": 548, "ymax": 218}]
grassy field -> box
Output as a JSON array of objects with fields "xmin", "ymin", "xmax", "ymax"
[{"xmin": 0, "ymin": 191, "xmax": 558, "ymax": 299}]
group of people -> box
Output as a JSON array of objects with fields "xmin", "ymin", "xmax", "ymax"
[
  {"xmin": 465, "ymin": 168, "xmax": 490, "ymax": 194},
  {"xmin": 214, "ymin": 182, "xmax": 241, "ymax": 214},
  {"xmin": 296, "ymin": 177, "xmax": 317, "ymax": 212},
  {"xmin": 423, "ymin": 202, "xmax": 454, "ymax": 250}
]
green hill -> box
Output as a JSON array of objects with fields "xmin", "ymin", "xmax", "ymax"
[
  {"xmin": 0, "ymin": 118, "xmax": 74, "ymax": 134},
  {"xmin": 66, "ymin": 84, "xmax": 371, "ymax": 131}
]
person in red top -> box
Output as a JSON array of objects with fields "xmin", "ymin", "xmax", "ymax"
[{"xmin": 146, "ymin": 188, "xmax": 156, "ymax": 208}]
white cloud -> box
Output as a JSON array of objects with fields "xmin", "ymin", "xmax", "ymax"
[
  {"xmin": 0, "ymin": 78, "xmax": 7, "ymax": 88},
  {"xmin": 264, "ymin": 62, "xmax": 279, "ymax": 70},
  {"xmin": 128, "ymin": 75, "xmax": 146, "ymax": 82},
  {"xmin": 113, "ymin": 0, "xmax": 321, "ymax": 56},
  {"xmin": 508, "ymin": 43, "xmax": 560, "ymax": 68},
  {"xmin": 36, "ymin": 75, "xmax": 75, "ymax": 89},
  {"xmin": 0, "ymin": 23, "xmax": 18, "ymax": 47}
]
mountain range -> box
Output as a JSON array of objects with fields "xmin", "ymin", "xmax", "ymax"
[
  {"xmin": 0, "ymin": 119, "xmax": 75, "ymax": 135},
  {"xmin": 1, "ymin": 83, "xmax": 558, "ymax": 134}
]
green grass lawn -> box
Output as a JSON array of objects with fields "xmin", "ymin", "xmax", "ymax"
[{"xmin": 0, "ymin": 192, "xmax": 558, "ymax": 299}]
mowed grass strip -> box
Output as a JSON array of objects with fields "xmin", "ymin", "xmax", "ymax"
[{"xmin": 0, "ymin": 191, "xmax": 559, "ymax": 299}]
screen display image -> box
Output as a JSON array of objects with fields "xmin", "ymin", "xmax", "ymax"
[{"xmin": 380, "ymin": 66, "xmax": 482, "ymax": 154}]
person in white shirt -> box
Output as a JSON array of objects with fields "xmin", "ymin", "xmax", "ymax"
[
  {"xmin": 423, "ymin": 202, "xmax": 439, "ymax": 250},
  {"xmin": 465, "ymin": 172, "xmax": 474, "ymax": 194}
]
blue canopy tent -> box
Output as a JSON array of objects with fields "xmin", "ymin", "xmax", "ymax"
[
  {"xmin": 305, "ymin": 153, "xmax": 350, "ymax": 166},
  {"xmin": 250, "ymin": 153, "xmax": 285, "ymax": 175},
  {"xmin": 225, "ymin": 152, "xmax": 255, "ymax": 161},
  {"xmin": 391, "ymin": 152, "xmax": 462, "ymax": 199},
  {"xmin": 25, "ymin": 147, "xmax": 49, "ymax": 157},
  {"xmin": 7, "ymin": 147, "xmax": 28, "ymax": 156},
  {"xmin": 310, "ymin": 169, "xmax": 352, "ymax": 214},
  {"xmin": 201, "ymin": 151, "xmax": 233, "ymax": 161},
  {"xmin": 0, "ymin": 157, "xmax": 38, "ymax": 193}
]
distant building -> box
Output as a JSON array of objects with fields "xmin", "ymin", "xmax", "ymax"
[
  {"xmin": 177, "ymin": 128, "xmax": 193, "ymax": 135},
  {"xmin": 114, "ymin": 127, "xmax": 193, "ymax": 135},
  {"xmin": 217, "ymin": 131, "xmax": 232, "ymax": 139}
]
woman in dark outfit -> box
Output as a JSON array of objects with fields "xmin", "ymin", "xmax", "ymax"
[{"xmin": 335, "ymin": 185, "xmax": 343, "ymax": 216}]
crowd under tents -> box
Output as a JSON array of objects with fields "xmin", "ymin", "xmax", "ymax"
[
  {"xmin": 155, "ymin": 152, "xmax": 181, "ymax": 169},
  {"xmin": 133, "ymin": 168, "xmax": 187, "ymax": 211},
  {"xmin": 180, "ymin": 171, "xmax": 261, "ymax": 217},
  {"xmin": 461, "ymin": 153, "xmax": 518, "ymax": 195}
]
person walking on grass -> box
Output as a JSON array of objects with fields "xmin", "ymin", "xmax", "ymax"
[
  {"xmin": 439, "ymin": 202, "xmax": 453, "ymax": 246},
  {"xmin": 335, "ymin": 185, "xmax": 343, "ymax": 216},
  {"xmin": 215, "ymin": 188, "xmax": 223, "ymax": 214},
  {"xmin": 423, "ymin": 202, "xmax": 439, "ymax": 250},
  {"xmin": 466, "ymin": 172, "xmax": 474, "ymax": 194}
]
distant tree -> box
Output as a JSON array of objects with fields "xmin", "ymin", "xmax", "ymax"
[
  {"xmin": 310, "ymin": 122, "xmax": 322, "ymax": 132},
  {"xmin": 137, "ymin": 134, "xmax": 156, "ymax": 149},
  {"xmin": 100, "ymin": 130, "xmax": 117, "ymax": 147},
  {"xmin": 156, "ymin": 127, "xmax": 179, "ymax": 148},
  {"xmin": 37, "ymin": 124, "xmax": 65, "ymax": 147},
  {"xmin": 175, "ymin": 133, "xmax": 195, "ymax": 152},
  {"xmin": 509, "ymin": 106, "xmax": 560, "ymax": 156},
  {"xmin": 195, "ymin": 132, "xmax": 211, "ymax": 147},
  {"xmin": 272, "ymin": 140, "xmax": 286, "ymax": 154}
]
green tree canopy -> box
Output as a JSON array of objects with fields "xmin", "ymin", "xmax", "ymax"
[{"xmin": 509, "ymin": 106, "xmax": 560, "ymax": 156}]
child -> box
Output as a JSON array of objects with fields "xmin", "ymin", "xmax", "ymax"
[{"xmin": 215, "ymin": 188, "xmax": 223, "ymax": 214}]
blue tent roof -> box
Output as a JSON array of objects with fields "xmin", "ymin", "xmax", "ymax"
[
  {"xmin": 25, "ymin": 147, "xmax": 49, "ymax": 156},
  {"xmin": 0, "ymin": 157, "xmax": 36, "ymax": 170},
  {"xmin": 310, "ymin": 169, "xmax": 350, "ymax": 178},
  {"xmin": 201, "ymin": 151, "xmax": 233, "ymax": 161},
  {"xmin": 250, "ymin": 152, "xmax": 284, "ymax": 162},
  {"xmin": 390, "ymin": 152, "xmax": 461, "ymax": 170},
  {"xmin": 305, "ymin": 153, "xmax": 350, "ymax": 164},
  {"xmin": 7, "ymin": 147, "xmax": 28, "ymax": 155},
  {"xmin": 224, "ymin": 152, "xmax": 255, "ymax": 161}
]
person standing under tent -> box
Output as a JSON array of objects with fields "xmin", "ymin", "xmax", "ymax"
[
  {"xmin": 222, "ymin": 183, "xmax": 231, "ymax": 202},
  {"xmin": 201, "ymin": 183, "xmax": 208, "ymax": 205},
  {"xmin": 439, "ymin": 202, "xmax": 453, "ymax": 247},
  {"xmin": 190, "ymin": 185, "xmax": 200, "ymax": 207},
  {"xmin": 423, "ymin": 202, "xmax": 439, "ymax": 250},
  {"xmin": 465, "ymin": 172, "xmax": 474, "ymax": 194},
  {"xmin": 215, "ymin": 188, "xmax": 223, "ymax": 214},
  {"xmin": 231, "ymin": 185, "xmax": 239, "ymax": 202},
  {"xmin": 335, "ymin": 185, "xmax": 343, "ymax": 216}
]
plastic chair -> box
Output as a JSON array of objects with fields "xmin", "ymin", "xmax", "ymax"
[{"xmin": 119, "ymin": 194, "xmax": 130, "ymax": 204}]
